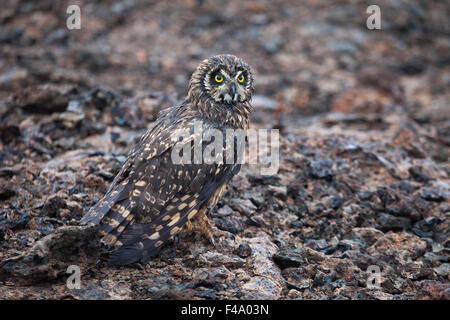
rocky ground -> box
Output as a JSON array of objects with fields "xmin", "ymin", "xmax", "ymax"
[{"xmin": 0, "ymin": 0, "xmax": 449, "ymax": 299}]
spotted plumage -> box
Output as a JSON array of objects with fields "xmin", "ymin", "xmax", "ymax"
[{"xmin": 80, "ymin": 55, "xmax": 254, "ymax": 265}]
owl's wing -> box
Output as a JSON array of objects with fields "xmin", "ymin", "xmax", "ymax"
[
  {"xmin": 79, "ymin": 111, "xmax": 182, "ymax": 226},
  {"xmin": 80, "ymin": 110, "xmax": 240, "ymax": 265}
]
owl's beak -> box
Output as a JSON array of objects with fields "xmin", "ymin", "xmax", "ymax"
[
  {"xmin": 221, "ymin": 83, "xmax": 239, "ymax": 104},
  {"xmin": 229, "ymin": 83, "xmax": 240, "ymax": 103},
  {"xmin": 230, "ymin": 83, "xmax": 236, "ymax": 98}
]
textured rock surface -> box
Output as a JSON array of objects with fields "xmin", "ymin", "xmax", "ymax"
[
  {"xmin": 0, "ymin": 225, "xmax": 100, "ymax": 285},
  {"xmin": 0, "ymin": 0, "xmax": 449, "ymax": 299}
]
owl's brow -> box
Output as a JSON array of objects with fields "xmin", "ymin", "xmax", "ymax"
[{"xmin": 219, "ymin": 69, "xmax": 232, "ymax": 80}]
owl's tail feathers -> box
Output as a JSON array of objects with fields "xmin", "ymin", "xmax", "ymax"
[
  {"xmin": 79, "ymin": 191, "xmax": 135, "ymax": 250},
  {"xmin": 108, "ymin": 192, "xmax": 207, "ymax": 265},
  {"xmin": 99, "ymin": 199, "xmax": 135, "ymax": 249},
  {"xmin": 108, "ymin": 207, "xmax": 193, "ymax": 265},
  {"xmin": 79, "ymin": 183, "xmax": 128, "ymax": 225},
  {"xmin": 108, "ymin": 222, "xmax": 163, "ymax": 265}
]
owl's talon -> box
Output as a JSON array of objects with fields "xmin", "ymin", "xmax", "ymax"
[
  {"xmin": 208, "ymin": 236, "xmax": 216, "ymax": 247},
  {"xmin": 212, "ymin": 227, "xmax": 235, "ymax": 239},
  {"xmin": 193, "ymin": 233, "xmax": 202, "ymax": 242}
]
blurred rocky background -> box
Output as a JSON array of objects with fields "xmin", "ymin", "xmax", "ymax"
[{"xmin": 0, "ymin": 0, "xmax": 448, "ymax": 299}]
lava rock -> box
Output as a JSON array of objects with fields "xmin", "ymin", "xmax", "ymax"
[
  {"xmin": 306, "ymin": 159, "xmax": 334, "ymax": 181},
  {"xmin": 350, "ymin": 227, "xmax": 384, "ymax": 246},
  {"xmin": 200, "ymin": 251, "xmax": 245, "ymax": 268},
  {"xmin": 87, "ymin": 86, "xmax": 118, "ymax": 110},
  {"xmin": 228, "ymin": 199, "xmax": 257, "ymax": 216},
  {"xmin": 0, "ymin": 124, "xmax": 20, "ymax": 144},
  {"xmin": 408, "ymin": 166, "xmax": 431, "ymax": 183},
  {"xmin": 195, "ymin": 288, "xmax": 217, "ymax": 299},
  {"xmin": 247, "ymin": 175, "xmax": 280, "ymax": 186},
  {"xmin": 241, "ymin": 276, "xmax": 282, "ymax": 299},
  {"xmin": 412, "ymin": 217, "xmax": 441, "ymax": 238},
  {"xmin": 377, "ymin": 213, "xmax": 412, "ymax": 232},
  {"xmin": 273, "ymin": 248, "xmax": 317, "ymax": 269},
  {"xmin": 421, "ymin": 189, "xmax": 447, "ymax": 202},
  {"xmin": 42, "ymin": 195, "xmax": 67, "ymax": 217},
  {"xmin": 236, "ymin": 242, "xmax": 252, "ymax": 258},
  {"xmin": 433, "ymin": 264, "xmax": 449, "ymax": 278},
  {"xmin": 0, "ymin": 225, "xmax": 100, "ymax": 285},
  {"xmin": 368, "ymin": 232, "xmax": 427, "ymax": 260},
  {"xmin": 0, "ymin": 187, "xmax": 16, "ymax": 201},
  {"xmin": 13, "ymin": 84, "xmax": 69, "ymax": 114},
  {"xmin": 268, "ymin": 185, "xmax": 288, "ymax": 200},
  {"xmin": 215, "ymin": 216, "xmax": 245, "ymax": 234},
  {"xmin": 0, "ymin": 212, "xmax": 30, "ymax": 231}
]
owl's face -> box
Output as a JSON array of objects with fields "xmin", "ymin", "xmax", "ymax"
[
  {"xmin": 188, "ymin": 55, "xmax": 254, "ymax": 106},
  {"xmin": 204, "ymin": 62, "xmax": 252, "ymax": 105}
]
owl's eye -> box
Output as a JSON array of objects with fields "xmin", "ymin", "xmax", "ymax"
[
  {"xmin": 215, "ymin": 74, "xmax": 224, "ymax": 83},
  {"xmin": 237, "ymin": 74, "xmax": 245, "ymax": 83}
]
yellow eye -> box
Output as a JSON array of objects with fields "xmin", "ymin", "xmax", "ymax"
[
  {"xmin": 215, "ymin": 74, "xmax": 223, "ymax": 83},
  {"xmin": 238, "ymin": 74, "xmax": 245, "ymax": 83}
]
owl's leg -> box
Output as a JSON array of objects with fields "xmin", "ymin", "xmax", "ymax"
[
  {"xmin": 181, "ymin": 190, "xmax": 233, "ymax": 246},
  {"xmin": 182, "ymin": 219, "xmax": 194, "ymax": 233},
  {"xmin": 189, "ymin": 182, "xmax": 231, "ymax": 245},
  {"xmin": 190, "ymin": 206, "xmax": 236, "ymax": 246},
  {"xmin": 190, "ymin": 207, "xmax": 215, "ymax": 245},
  {"xmin": 173, "ymin": 219, "xmax": 193, "ymax": 244},
  {"xmin": 178, "ymin": 208, "xmax": 213, "ymax": 243}
]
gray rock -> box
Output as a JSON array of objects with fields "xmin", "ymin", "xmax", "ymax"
[
  {"xmin": 236, "ymin": 242, "xmax": 252, "ymax": 258},
  {"xmin": 13, "ymin": 84, "xmax": 70, "ymax": 114},
  {"xmin": 242, "ymin": 276, "xmax": 282, "ymax": 299},
  {"xmin": 421, "ymin": 189, "xmax": 447, "ymax": 202},
  {"xmin": 215, "ymin": 216, "xmax": 245, "ymax": 234},
  {"xmin": 351, "ymin": 227, "xmax": 384, "ymax": 246},
  {"xmin": 281, "ymin": 267, "xmax": 309, "ymax": 290},
  {"xmin": 0, "ymin": 225, "xmax": 100, "ymax": 285},
  {"xmin": 368, "ymin": 232, "xmax": 427, "ymax": 260},
  {"xmin": 377, "ymin": 213, "xmax": 411, "ymax": 232},
  {"xmin": 306, "ymin": 159, "xmax": 334, "ymax": 181},
  {"xmin": 273, "ymin": 249, "xmax": 305, "ymax": 269},
  {"xmin": 228, "ymin": 198, "xmax": 257, "ymax": 216},
  {"xmin": 424, "ymin": 252, "xmax": 448, "ymax": 263},
  {"xmin": 268, "ymin": 185, "xmax": 288, "ymax": 200},
  {"xmin": 199, "ymin": 251, "xmax": 245, "ymax": 268},
  {"xmin": 246, "ymin": 233, "xmax": 285, "ymax": 290},
  {"xmin": 433, "ymin": 264, "xmax": 450, "ymax": 277}
]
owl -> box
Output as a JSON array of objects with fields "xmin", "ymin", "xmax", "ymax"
[{"xmin": 80, "ymin": 54, "xmax": 254, "ymax": 265}]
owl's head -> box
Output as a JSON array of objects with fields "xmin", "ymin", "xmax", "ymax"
[{"xmin": 188, "ymin": 54, "xmax": 254, "ymax": 106}]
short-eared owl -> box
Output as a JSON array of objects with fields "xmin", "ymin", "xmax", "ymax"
[{"xmin": 80, "ymin": 55, "xmax": 254, "ymax": 265}]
